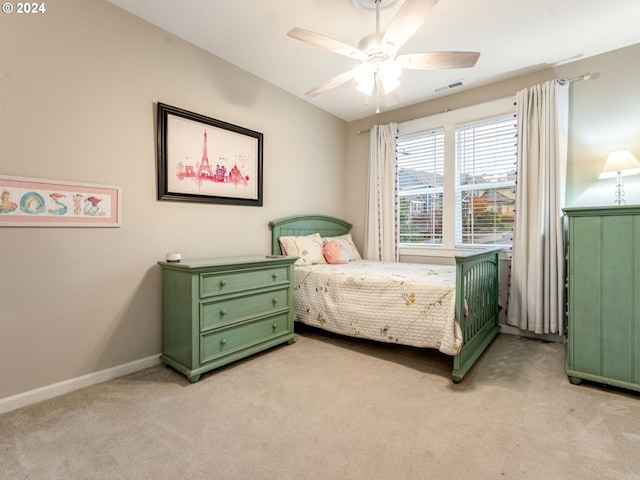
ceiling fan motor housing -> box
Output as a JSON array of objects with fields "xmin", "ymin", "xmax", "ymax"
[{"xmin": 358, "ymin": 32, "xmax": 396, "ymax": 61}]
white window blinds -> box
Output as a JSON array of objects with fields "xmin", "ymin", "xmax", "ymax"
[
  {"xmin": 455, "ymin": 115, "xmax": 517, "ymax": 246},
  {"xmin": 397, "ymin": 129, "xmax": 444, "ymax": 245}
]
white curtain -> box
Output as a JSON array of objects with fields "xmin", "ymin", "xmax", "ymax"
[
  {"xmin": 364, "ymin": 123, "xmax": 399, "ymax": 262},
  {"xmin": 507, "ymin": 80, "xmax": 569, "ymax": 334}
]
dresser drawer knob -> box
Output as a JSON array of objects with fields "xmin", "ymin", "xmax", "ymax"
[
  {"xmin": 220, "ymin": 338, "xmax": 227, "ymax": 345},
  {"xmin": 220, "ymin": 280, "xmax": 227, "ymax": 288},
  {"xmin": 272, "ymin": 297, "xmax": 278, "ymax": 305},
  {"xmin": 272, "ymin": 273, "xmax": 278, "ymax": 280},
  {"xmin": 220, "ymin": 309, "xmax": 227, "ymax": 316},
  {"xmin": 272, "ymin": 323, "xmax": 278, "ymax": 329}
]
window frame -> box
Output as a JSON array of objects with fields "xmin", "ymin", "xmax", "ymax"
[{"xmin": 397, "ymin": 96, "xmax": 516, "ymax": 257}]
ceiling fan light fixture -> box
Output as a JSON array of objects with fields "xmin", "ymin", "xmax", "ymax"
[
  {"xmin": 354, "ymin": 62, "xmax": 375, "ymax": 83},
  {"xmin": 354, "ymin": 63, "xmax": 375, "ymax": 95},
  {"xmin": 379, "ymin": 74, "xmax": 400, "ymax": 94},
  {"xmin": 378, "ymin": 59, "xmax": 402, "ymax": 80},
  {"xmin": 377, "ymin": 60, "xmax": 402, "ymax": 93},
  {"xmin": 356, "ymin": 79, "xmax": 375, "ymax": 96}
]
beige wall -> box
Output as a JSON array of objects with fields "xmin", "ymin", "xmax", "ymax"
[{"xmin": 0, "ymin": 0, "xmax": 347, "ymax": 401}]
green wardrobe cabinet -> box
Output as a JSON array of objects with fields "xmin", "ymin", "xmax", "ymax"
[
  {"xmin": 564, "ymin": 205, "xmax": 640, "ymax": 392},
  {"xmin": 158, "ymin": 255, "xmax": 297, "ymax": 382}
]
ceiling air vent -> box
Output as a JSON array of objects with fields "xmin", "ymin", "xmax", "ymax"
[{"xmin": 433, "ymin": 80, "xmax": 465, "ymax": 93}]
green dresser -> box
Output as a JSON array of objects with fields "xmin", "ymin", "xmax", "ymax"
[
  {"xmin": 564, "ymin": 205, "xmax": 640, "ymax": 392},
  {"xmin": 158, "ymin": 255, "xmax": 297, "ymax": 382}
]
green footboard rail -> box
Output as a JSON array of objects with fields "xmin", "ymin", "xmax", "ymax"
[{"xmin": 452, "ymin": 247, "xmax": 502, "ymax": 383}]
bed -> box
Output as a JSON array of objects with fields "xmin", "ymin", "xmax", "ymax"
[{"xmin": 268, "ymin": 214, "xmax": 501, "ymax": 383}]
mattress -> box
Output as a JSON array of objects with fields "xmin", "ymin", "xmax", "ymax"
[{"xmin": 293, "ymin": 260, "xmax": 463, "ymax": 355}]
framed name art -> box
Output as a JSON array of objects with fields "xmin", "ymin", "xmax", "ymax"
[{"xmin": 0, "ymin": 175, "xmax": 121, "ymax": 227}]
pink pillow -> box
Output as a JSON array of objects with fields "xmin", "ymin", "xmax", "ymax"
[{"xmin": 322, "ymin": 240, "xmax": 350, "ymax": 264}]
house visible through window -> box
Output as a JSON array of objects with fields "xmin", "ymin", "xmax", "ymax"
[{"xmin": 397, "ymin": 97, "xmax": 517, "ymax": 251}]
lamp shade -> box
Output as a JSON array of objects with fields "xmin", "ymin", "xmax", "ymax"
[{"xmin": 599, "ymin": 150, "xmax": 640, "ymax": 179}]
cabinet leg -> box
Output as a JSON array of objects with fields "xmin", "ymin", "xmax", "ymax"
[
  {"xmin": 568, "ymin": 376, "xmax": 583, "ymax": 385},
  {"xmin": 188, "ymin": 375, "xmax": 201, "ymax": 383}
]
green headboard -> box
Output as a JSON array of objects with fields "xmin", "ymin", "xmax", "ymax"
[{"xmin": 268, "ymin": 215, "xmax": 353, "ymax": 255}]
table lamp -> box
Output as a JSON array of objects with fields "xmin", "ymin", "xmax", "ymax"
[{"xmin": 599, "ymin": 150, "xmax": 640, "ymax": 205}]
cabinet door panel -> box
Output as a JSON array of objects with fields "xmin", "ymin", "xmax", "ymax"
[
  {"xmin": 570, "ymin": 216, "xmax": 602, "ymax": 375},
  {"xmin": 601, "ymin": 216, "xmax": 634, "ymax": 381}
]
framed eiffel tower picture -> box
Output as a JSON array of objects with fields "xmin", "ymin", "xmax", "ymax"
[{"xmin": 157, "ymin": 103, "xmax": 263, "ymax": 206}]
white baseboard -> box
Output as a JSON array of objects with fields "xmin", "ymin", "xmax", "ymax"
[
  {"xmin": 0, "ymin": 354, "xmax": 162, "ymax": 415},
  {"xmin": 500, "ymin": 324, "xmax": 565, "ymax": 343}
]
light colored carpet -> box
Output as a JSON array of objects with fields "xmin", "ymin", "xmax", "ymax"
[{"xmin": 2, "ymin": 326, "xmax": 640, "ymax": 480}]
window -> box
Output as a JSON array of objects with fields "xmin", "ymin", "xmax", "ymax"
[
  {"xmin": 397, "ymin": 129, "xmax": 444, "ymax": 245},
  {"xmin": 456, "ymin": 116, "xmax": 517, "ymax": 245},
  {"xmin": 397, "ymin": 97, "xmax": 516, "ymax": 251}
]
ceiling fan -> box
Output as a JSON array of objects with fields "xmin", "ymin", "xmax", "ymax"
[{"xmin": 287, "ymin": 0, "xmax": 480, "ymax": 100}]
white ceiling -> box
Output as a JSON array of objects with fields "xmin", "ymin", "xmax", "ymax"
[{"xmin": 106, "ymin": 0, "xmax": 640, "ymax": 122}]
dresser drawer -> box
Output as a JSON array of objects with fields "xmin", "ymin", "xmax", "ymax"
[
  {"xmin": 200, "ymin": 288, "xmax": 290, "ymax": 330},
  {"xmin": 160, "ymin": 255, "xmax": 296, "ymax": 382},
  {"xmin": 200, "ymin": 313, "xmax": 290, "ymax": 363},
  {"xmin": 200, "ymin": 266, "xmax": 290, "ymax": 298}
]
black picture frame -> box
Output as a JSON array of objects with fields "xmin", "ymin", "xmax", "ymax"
[{"xmin": 157, "ymin": 102, "xmax": 263, "ymax": 206}]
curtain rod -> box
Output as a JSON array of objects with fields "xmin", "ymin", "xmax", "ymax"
[
  {"xmin": 558, "ymin": 72, "xmax": 591, "ymax": 85},
  {"xmin": 356, "ymin": 74, "xmax": 591, "ymax": 135}
]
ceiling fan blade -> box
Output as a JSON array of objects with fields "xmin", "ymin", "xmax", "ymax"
[
  {"xmin": 288, "ymin": 27, "xmax": 366, "ymax": 61},
  {"xmin": 382, "ymin": 0, "xmax": 439, "ymax": 51},
  {"xmin": 397, "ymin": 51, "xmax": 481, "ymax": 70},
  {"xmin": 305, "ymin": 69, "xmax": 357, "ymax": 97}
]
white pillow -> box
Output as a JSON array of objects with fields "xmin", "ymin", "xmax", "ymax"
[
  {"xmin": 322, "ymin": 233, "xmax": 362, "ymax": 261},
  {"xmin": 279, "ymin": 233, "xmax": 326, "ymax": 265}
]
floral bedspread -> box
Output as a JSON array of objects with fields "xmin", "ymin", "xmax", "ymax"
[{"xmin": 293, "ymin": 261, "xmax": 463, "ymax": 355}]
